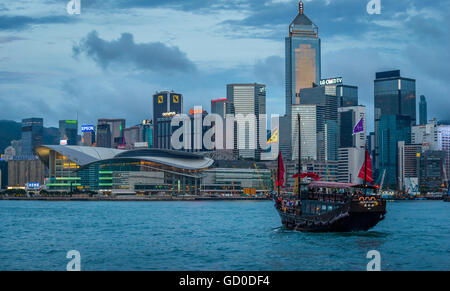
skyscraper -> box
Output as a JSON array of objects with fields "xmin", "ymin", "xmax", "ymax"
[
  {"xmin": 227, "ymin": 83, "xmax": 266, "ymax": 160},
  {"xmin": 374, "ymin": 70, "xmax": 416, "ymax": 124},
  {"xmin": 211, "ymin": 98, "xmax": 232, "ymax": 119},
  {"xmin": 96, "ymin": 124, "xmax": 111, "ymax": 148},
  {"xmin": 152, "ymin": 91, "xmax": 183, "ymax": 148},
  {"xmin": 299, "ymin": 86, "xmax": 338, "ymax": 161},
  {"xmin": 291, "ymin": 104, "xmax": 318, "ymax": 161},
  {"xmin": 374, "ymin": 70, "xmax": 416, "ymax": 173},
  {"xmin": 285, "ymin": 1, "xmax": 321, "ymax": 117},
  {"xmin": 21, "ymin": 118, "xmax": 43, "ymax": 155},
  {"xmin": 59, "ymin": 120, "xmax": 78, "ymax": 145},
  {"xmin": 338, "ymin": 106, "xmax": 366, "ymax": 150},
  {"xmin": 97, "ymin": 119, "xmax": 126, "ymax": 148},
  {"xmin": 378, "ymin": 115, "xmax": 412, "ymax": 189},
  {"xmin": 419, "ymin": 95, "xmax": 428, "ymax": 125}
]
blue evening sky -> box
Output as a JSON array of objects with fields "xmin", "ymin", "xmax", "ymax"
[{"xmin": 0, "ymin": 0, "xmax": 449, "ymax": 131}]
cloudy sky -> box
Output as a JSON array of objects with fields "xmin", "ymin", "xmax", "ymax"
[{"xmin": 0, "ymin": 0, "xmax": 449, "ymax": 131}]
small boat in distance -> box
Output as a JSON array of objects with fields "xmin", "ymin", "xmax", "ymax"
[{"xmin": 274, "ymin": 114, "xmax": 386, "ymax": 232}]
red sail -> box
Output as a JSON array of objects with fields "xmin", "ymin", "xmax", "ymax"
[
  {"xmin": 276, "ymin": 152, "xmax": 285, "ymax": 187},
  {"xmin": 358, "ymin": 149, "xmax": 374, "ymax": 184}
]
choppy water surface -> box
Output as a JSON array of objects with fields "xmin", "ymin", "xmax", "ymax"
[{"xmin": 0, "ymin": 200, "xmax": 448, "ymax": 270}]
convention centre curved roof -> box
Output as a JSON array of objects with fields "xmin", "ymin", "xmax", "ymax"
[
  {"xmin": 36, "ymin": 146, "xmax": 214, "ymax": 171},
  {"xmin": 36, "ymin": 145, "xmax": 125, "ymax": 167}
]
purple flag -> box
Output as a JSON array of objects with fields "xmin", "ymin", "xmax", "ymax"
[{"xmin": 353, "ymin": 118, "xmax": 364, "ymax": 135}]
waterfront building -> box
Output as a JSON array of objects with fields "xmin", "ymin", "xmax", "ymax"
[
  {"xmin": 188, "ymin": 108, "xmax": 211, "ymax": 152},
  {"xmin": 291, "ymin": 104, "xmax": 318, "ymax": 161},
  {"xmin": 36, "ymin": 146, "xmax": 213, "ymax": 194},
  {"xmin": 299, "ymin": 85, "xmax": 339, "ymax": 161},
  {"xmin": 337, "ymin": 147, "xmax": 364, "ymax": 184},
  {"xmin": 211, "ymin": 98, "xmax": 232, "ymax": 119},
  {"xmin": 59, "ymin": 120, "xmax": 78, "ymax": 145},
  {"xmin": 211, "ymin": 98, "xmax": 233, "ymax": 151},
  {"xmin": 7, "ymin": 158, "xmax": 46, "ymax": 187},
  {"xmin": 337, "ymin": 84, "xmax": 358, "ymax": 107},
  {"xmin": 282, "ymin": 159, "xmax": 338, "ymax": 191},
  {"xmin": 138, "ymin": 120, "xmax": 153, "ymax": 149},
  {"xmin": 285, "ymin": 1, "xmax": 321, "ymax": 116},
  {"xmin": 82, "ymin": 130, "xmax": 95, "ymax": 147},
  {"xmin": 96, "ymin": 124, "xmax": 111, "ymax": 148},
  {"xmin": 97, "ymin": 119, "xmax": 126, "ymax": 149},
  {"xmin": 153, "ymin": 91, "xmax": 183, "ymax": 149},
  {"xmin": 10, "ymin": 140, "xmax": 22, "ymax": 156},
  {"xmin": 227, "ymin": 83, "xmax": 266, "ymax": 160},
  {"xmin": 419, "ymin": 150, "xmax": 446, "ymax": 192},
  {"xmin": 3, "ymin": 146, "xmax": 16, "ymax": 161},
  {"xmin": 21, "ymin": 118, "xmax": 43, "ymax": 155},
  {"xmin": 319, "ymin": 77, "xmax": 358, "ymax": 108},
  {"xmin": 378, "ymin": 115, "xmax": 412, "ymax": 189},
  {"xmin": 374, "ymin": 70, "xmax": 416, "ymax": 174},
  {"xmin": 279, "ymin": 115, "xmax": 292, "ymax": 160},
  {"xmin": 419, "ymin": 95, "xmax": 428, "ymax": 126},
  {"xmin": 374, "ymin": 70, "xmax": 416, "ymax": 124},
  {"xmin": 0, "ymin": 160, "xmax": 8, "ymax": 189},
  {"xmin": 397, "ymin": 141, "xmax": 422, "ymax": 191},
  {"xmin": 202, "ymin": 167, "xmax": 272, "ymax": 195},
  {"xmin": 411, "ymin": 121, "xmax": 439, "ymax": 150},
  {"xmin": 437, "ymin": 125, "xmax": 450, "ymax": 182},
  {"xmin": 338, "ymin": 106, "xmax": 366, "ymax": 150},
  {"xmin": 124, "ymin": 126, "xmax": 141, "ymax": 149},
  {"xmin": 368, "ymin": 132, "xmax": 376, "ymax": 165}
]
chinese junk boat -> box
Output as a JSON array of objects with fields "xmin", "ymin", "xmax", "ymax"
[{"xmin": 274, "ymin": 114, "xmax": 386, "ymax": 232}]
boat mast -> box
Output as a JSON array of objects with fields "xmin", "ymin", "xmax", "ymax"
[
  {"xmin": 278, "ymin": 153, "xmax": 281, "ymax": 197},
  {"xmin": 364, "ymin": 143, "xmax": 367, "ymax": 196},
  {"xmin": 298, "ymin": 114, "xmax": 302, "ymax": 199}
]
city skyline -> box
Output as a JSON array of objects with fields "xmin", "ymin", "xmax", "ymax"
[{"xmin": 0, "ymin": 0, "xmax": 449, "ymax": 131}]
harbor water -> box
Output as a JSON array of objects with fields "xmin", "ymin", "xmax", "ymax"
[{"xmin": 0, "ymin": 200, "xmax": 448, "ymax": 271}]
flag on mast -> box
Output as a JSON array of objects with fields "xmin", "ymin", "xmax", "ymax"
[{"xmin": 353, "ymin": 117, "xmax": 364, "ymax": 135}]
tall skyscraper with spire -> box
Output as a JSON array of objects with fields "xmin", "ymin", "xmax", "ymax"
[{"xmin": 285, "ymin": 1, "xmax": 321, "ymax": 116}]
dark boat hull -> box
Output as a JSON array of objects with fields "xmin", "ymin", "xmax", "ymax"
[{"xmin": 276, "ymin": 200, "xmax": 386, "ymax": 232}]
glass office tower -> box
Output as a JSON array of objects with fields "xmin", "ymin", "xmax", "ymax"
[
  {"xmin": 337, "ymin": 85, "xmax": 358, "ymax": 107},
  {"xmin": 227, "ymin": 83, "xmax": 266, "ymax": 160},
  {"xmin": 21, "ymin": 118, "xmax": 44, "ymax": 155},
  {"xmin": 299, "ymin": 86, "xmax": 338, "ymax": 161},
  {"xmin": 374, "ymin": 70, "xmax": 416, "ymax": 174},
  {"xmin": 285, "ymin": 1, "xmax": 321, "ymax": 117},
  {"xmin": 374, "ymin": 70, "xmax": 416, "ymax": 124},
  {"xmin": 419, "ymin": 95, "xmax": 427, "ymax": 125},
  {"xmin": 378, "ymin": 115, "xmax": 411, "ymax": 189}
]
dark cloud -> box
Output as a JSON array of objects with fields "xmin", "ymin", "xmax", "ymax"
[
  {"xmin": 0, "ymin": 15, "xmax": 76, "ymax": 30},
  {"xmin": 73, "ymin": 31, "xmax": 197, "ymax": 73}
]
